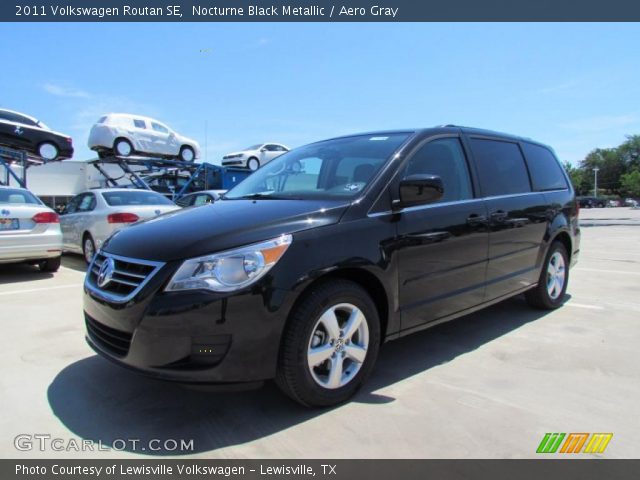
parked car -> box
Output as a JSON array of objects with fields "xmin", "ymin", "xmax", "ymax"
[
  {"xmin": 577, "ymin": 196, "xmax": 606, "ymax": 208},
  {"xmin": 222, "ymin": 143, "xmax": 289, "ymax": 170},
  {"xmin": 175, "ymin": 190, "xmax": 226, "ymax": 207},
  {"xmin": 624, "ymin": 198, "xmax": 639, "ymax": 207},
  {"xmin": 0, "ymin": 186, "xmax": 62, "ymax": 271},
  {"xmin": 60, "ymin": 188, "xmax": 179, "ymax": 263},
  {"xmin": 607, "ymin": 199, "xmax": 621, "ymax": 207},
  {"xmin": 88, "ymin": 113, "xmax": 200, "ymax": 162},
  {"xmin": 83, "ymin": 126, "xmax": 580, "ymax": 407},
  {"xmin": 0, "ymin": 108, "xmax": 73, "ymax": 160}
]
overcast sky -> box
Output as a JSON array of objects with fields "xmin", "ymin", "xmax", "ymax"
[{"xmin": 2, "ymin": 22, "xmax": 639, "ymax": 164}]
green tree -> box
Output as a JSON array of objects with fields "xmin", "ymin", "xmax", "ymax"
[
  {"xmin": 620, "ymin": 169, "xmax": 640, "ymax": 197},
  {"xmin": 563, "ymin": 161, "xmax": 586, "ymax": 194}
]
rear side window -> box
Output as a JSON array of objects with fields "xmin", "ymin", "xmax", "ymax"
[
  {"xmin": 97, "ymin": 116, "xmax": 107, "ymax": 124},
  {"xmin": 133, "ymin": 119, "xmax": 146, "ymax": 129},
  {"xmin": 522, "ymin": 143, "xmax": 568, "ymax": 191},
  {"xmin": 469, "ymin": 138, "xmax": 531, "ymax": 197}
]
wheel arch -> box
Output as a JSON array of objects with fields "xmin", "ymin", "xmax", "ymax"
[{"xmin": 286, "ymin": 267, "xmax": 391, "ymax": 345}]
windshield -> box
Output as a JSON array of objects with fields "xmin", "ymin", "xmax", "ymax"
[
  {"xmin": 101, "ymin": 191, "xmax": 174, "ymax": 206},
  {"xmin": 245, "ymin": 144, "xmax": 262, "ymax": 150},
  {"xmin": 225, "ymin": 133, "xmax": 410, "ymax": 200},
  {"xmin": 0, "ymin": 188, "xmax": 41, "ymax": 205}
]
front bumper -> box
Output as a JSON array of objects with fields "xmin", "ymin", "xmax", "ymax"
[
  {"xmin": 83, "ymin": 256, "xmax": 293, "ymax": 383},
  {"xmin": 0, "ymin": 227, "xmax": 62, "ymax": 263}
]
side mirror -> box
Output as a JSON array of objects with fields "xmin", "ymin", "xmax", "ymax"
[
  {"xmin": 396, "ymin": 174, "xmax": 443, "ymax": 208},
  {"xmin": 260, "ymin": 148, "xmax": 267, "ymax": 152}
]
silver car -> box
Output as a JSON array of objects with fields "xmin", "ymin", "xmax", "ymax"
[
  {"xmin": 0, "ymin": 186, "xmax": 63, "ymax": 271},
  {"xmin": 60, "ymin": 188, "xmax": 179, "ymax": 263}
]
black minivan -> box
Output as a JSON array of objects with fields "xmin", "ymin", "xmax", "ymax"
[{"xmin": 84, "ymin": 126, "xmax": 580, "ymax": 407}]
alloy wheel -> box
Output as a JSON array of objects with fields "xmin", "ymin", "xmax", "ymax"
[
  {"xmin": 546, "ymin": 251, "xmax": 566, "ymax": 300},
  {"xmin": 307, "ymin": 303, "xmax": 369, "ymax": 389}
]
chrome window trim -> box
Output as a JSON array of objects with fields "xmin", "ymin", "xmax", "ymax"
[
  {"xmin": 84, "ymin": 251, "xmax": 165, "ymax": 304},
  {"xmin": 368, "ymin": 190, "xmax": 569, "ymax": 217}
]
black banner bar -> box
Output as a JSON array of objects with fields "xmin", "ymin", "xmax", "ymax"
[
  {"xmin": 4, "ymin": 0, "xmax": 640, "ymax": 22},
  {"xmin": 3, "ymin": 460, "xmax": 640, "ymax": 480}
]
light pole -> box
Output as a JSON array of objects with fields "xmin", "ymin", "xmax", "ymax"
[{"xmin": 593, "ymin": 167, "xmax": 600, "ymax": 198}]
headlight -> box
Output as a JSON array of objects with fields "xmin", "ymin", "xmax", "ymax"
[{"xmin": 165, "ymin": 234, "xmax": 292, "ymax": 292}]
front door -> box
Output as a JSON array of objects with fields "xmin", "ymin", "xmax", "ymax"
[{"xmin": 396, "ymin": 136, "xmax": 490, "ymax": 331}]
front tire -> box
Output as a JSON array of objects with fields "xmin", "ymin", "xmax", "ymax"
[
  {"xmin": 82, "ymin": 234, "xmax": 96, "ymax": 264},
  {"xmin": 276, "ymin": 280, "xmax": 380, "ymax": 407},
  {"xmin": 179, "ymin": 145, "xmax": 195, "ymax": 162},
  {"xmin": 525, "ymin": 241, "xmax": 569, "ymax": 310},
  {"xmin": 247, "ymin": 157, "xmax": 260, "ymax": 171}
]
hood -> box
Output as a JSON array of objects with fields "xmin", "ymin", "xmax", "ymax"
[{"xmin": 102, "ymin": 198, "xmax": 350, "ymax": 262}]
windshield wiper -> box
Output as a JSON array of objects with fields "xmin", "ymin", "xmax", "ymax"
[{"xmin": 232, "ymin": 193, "xmax": 291, "ymax": 200}]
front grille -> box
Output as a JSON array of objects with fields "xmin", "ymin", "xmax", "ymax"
[
  {"xmin": 86, "ymin": 252, "xmax": 164, "ymax": 303},
  {"xmin": 85, "ymin": 314, "xmax": 133, "ymax": 357}
]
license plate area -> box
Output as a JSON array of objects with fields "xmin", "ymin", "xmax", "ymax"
[{"xmin": 0, "ymin": 218, "xmax": 19, "ymax": 231}]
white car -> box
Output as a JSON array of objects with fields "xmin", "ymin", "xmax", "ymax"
[
  {"xmin": 0, "ymin": 186, "xmax": 62, "ymax": 271},
  {"xmin": 60, "ymin": 188, "xmax": 179, "ymax": 263},
  {"xmin": 88, "ymin": 113, "xmax": 201, "ymax": 162},
  {"xmin": 221, "ymin": 143, "xmax": 289, "ymax": 170}
]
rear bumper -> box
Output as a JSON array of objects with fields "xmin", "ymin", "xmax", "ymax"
[{"xmin": 0, "ymin": 228, "xmax": 62, "ymax": 263}]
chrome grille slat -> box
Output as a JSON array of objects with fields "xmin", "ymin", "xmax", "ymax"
[
  {"xmin": 85, "ymin": 251, "xmax": 164, "ymax": 304},
  {"xmin": 113, "ymin": 269, "xmax": 146, "ymax": 279}
]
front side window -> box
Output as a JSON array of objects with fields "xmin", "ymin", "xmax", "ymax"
[
  {"xmin": 77, "ymin": 193, "xmax": 96, "ymax": 212},
  {"xmin": 101, "ymin": 190, "xmax": 174, "ymax": 206},
  {"xmin": 224, "ymin": 133, "xmax": 411, "ymax": 200},
  {"xmin": 522, "ymin": 143, "xmax": 568, "ymax": 191},
  {"xmin": 469, "ymin": 138, "xmax": 531, "ymax": 197},
  {"xmin": 402, "ymin": 137, "xmax": 473, "ymax": 203},
  {"xmin": 151, "ymin": 122, "xmax": 169, "ymax": 134}
]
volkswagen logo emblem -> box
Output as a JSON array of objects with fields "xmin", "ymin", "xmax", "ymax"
[
  {"xmin": 97, "ymin": 258, "xmax": 115, "ymax": 288},
  {"xmin": 154, "ymin": 209, "xmax": 161, "ymax": 216},
  {"xmin": 14, "ymin": 126, "xmax": 23, "ymax": 136}
]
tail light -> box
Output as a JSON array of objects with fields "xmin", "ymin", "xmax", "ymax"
[
  {"xmin": 107, "ymin": 212, "xmax": 139, "ymax": 224},
  {"xmin": 66, "ymin": 137, "xmax": 73, "ymax": 145},
  {"xmin": 32, "ymin": 212, "xmax": 60, "ymax": 224}
]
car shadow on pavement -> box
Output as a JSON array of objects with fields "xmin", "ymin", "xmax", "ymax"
[
  {"xmin": 47, "ymin": 295, "xmax": 557, "ymax": 456},
  {"xmin": 0, "ymin": 263, "xmax": 53, "ymax": 284},
  {"xmin": 62, "ymin": 254, "xmax": 88, "ymax": 273}
]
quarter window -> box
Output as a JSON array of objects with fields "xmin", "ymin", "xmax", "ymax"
[
  {"xmin": 133, "ymin": 119, "xmax": 146, "ymax": 129},
  {"xmin": 403, "ymin": 137, "xmax": 473, "ymax": 203},
  {"xmin": 522, "ymin": 143, "xmax": 568, "ymax": 191},
  {"xmin": 469, "ymin": 138, "xmax": 531, "ymax": 197}
]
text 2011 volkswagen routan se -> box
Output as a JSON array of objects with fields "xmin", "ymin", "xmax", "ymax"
[{"xmin": 84, "ymin": 126, "xmax": 580, "ymax": 407}]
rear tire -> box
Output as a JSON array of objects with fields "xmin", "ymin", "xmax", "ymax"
[
  {"xmin": 525, "ymin": 241, "xmax": 569, "ymax": 310},
  {"xmin": 38, "ymin": 256, "xmax": 61, "ymax": 272},
  {"xmin": 38, "ymin": 142, "xmax": 59, "ymax": 160},
  {"xmin": 114, "ymin": 138, "xmax": 133, "ymax": 157},
  {"xmin": 276, "ymin": 280, "xmax": 380, "ymax": 407},
  {"xmin": 82, "ymin": 234, "xmax": 96, "ymax": 264}
]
